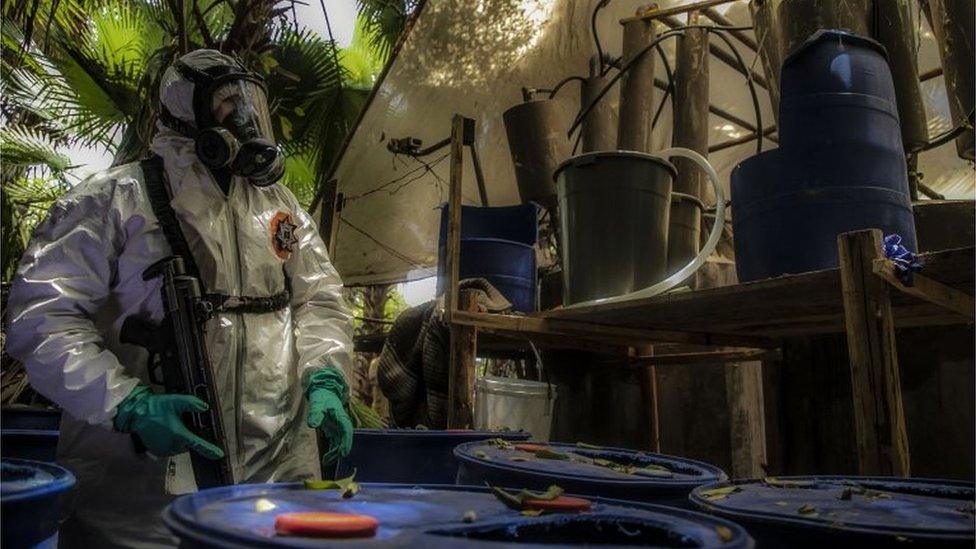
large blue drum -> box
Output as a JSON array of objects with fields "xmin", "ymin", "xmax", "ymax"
[{"xmin": 164, "ymin": 483, "xmax": 754, "ymax": 548}]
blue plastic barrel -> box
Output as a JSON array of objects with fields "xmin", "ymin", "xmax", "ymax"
[
  {"xmin": 454, "ymin": 441, "xmax": 726, "ymax": 508},
  {"xmin": 164, "ymin": 482, "xmax": 754, "ymax": 548},
  {"xmin": 2, "ymin": 459, "xmax": 76, "ymax": 549},
  {"xmin": 0, "ymin": 408, "xmax": 61, "ymax": 431},
  {"xmin": 329, "ymin": 429, "xmax": 531, "ymax": 484},
  {"xmin": 690, "ymin": 476, "xmax": 975, "ymax": 548},
  {"xmin": 731, "ymin": 150, "xmax": 918, "ymax": 281},
  {"xmin": 437, "ymin": 204, "xmax": 539, "ymax": 313},
  {"xmin": 1, "ymin": 430, "xmax": 60, "ymax": 463},
  {"xmin": 730, "ymin": 29, "xmax": 918, "ymax": 282}
]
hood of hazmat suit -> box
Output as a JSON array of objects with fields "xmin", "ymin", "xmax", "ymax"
[{"xmin": 5, "ymin": 49, "xmax": 353, "ymax": 549}]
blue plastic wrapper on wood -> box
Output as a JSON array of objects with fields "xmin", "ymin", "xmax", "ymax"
[{"xmin": 883, "ymin": 233, "xmax": 924, "ymax": 286}]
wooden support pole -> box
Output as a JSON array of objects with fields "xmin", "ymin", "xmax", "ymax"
[
  {"xmin": 317, "ymin": 179, "xmax": 341, "ymax": 258},
  {"xmin": 444, "ymin": 114, "xmax": 465, "ymax": 323},
  {"xmin": 635, "ymin": 345, "xmax": 661, "ymax": 452},
  {"xmin": 838, "ymin": 229, "xmax": 911, "ymax": 477},
  {"xmin": 448, "ymin": 290, "xmax": 478, "ymax": 428}
]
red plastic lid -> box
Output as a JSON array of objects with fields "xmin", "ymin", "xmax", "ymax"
[
  {"xmin": 522, "ymin": 495, "xmax": 592, "ymax": 512},
  {"xmin": 274, "ymin": 512, "xmax": 379, "ymax": 538},
  {"xmin": 514, "ymin": 443, "xmax": 549, "ymax": 453}
]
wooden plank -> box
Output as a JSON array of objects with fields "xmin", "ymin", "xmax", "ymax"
[
  {"xmin": 634, "ymin": 348, "xmax": 781, "ymax": 365},
  {"xmin": 620, "ymin": 0, "xmax": 737, "ymax": 23},
  {"xmin": 838, "ymin": 229, "xmax": 911, "ymax": 477},
  {"xmin": 443, "ymin": 114, "xmax": 465, "ymax": 322},
  {"xmin": 452, "ymin": 310, "xmax": 779, "ymax": 349},
  {"xmin": 873, "ymin": 258, "xmax": 975, "ymax": 318},
  {"xmin": 538, "ymin": 247, "xmax": 974, "ymax": 337},
  {"xmin": 447, "ymin": 291, "xmax": 478, "ymax": 429}
]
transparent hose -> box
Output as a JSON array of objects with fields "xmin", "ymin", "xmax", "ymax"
[{"xmin": 563, "ymin": 147, "xmax": 726, "ymax": 309}]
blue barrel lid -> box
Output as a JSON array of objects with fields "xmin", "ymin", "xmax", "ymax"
[
  {"xmin": 2, "ymin": 428, "xmax": 59, "ymax": 437},
  {"xmin": 784, "ymin": 29, "xmax": 889, "ymax": 66},
  {"xmin": 454, "ymin": 441, "xmax": 726, "ymax": 490},
  {"xmin": 164, "ymin": 483, "xmax": 752, "ymax": 548},
  {"xmin": 690, "ymin": 476, "xmax": 975, "ymax": 542},
  {"xmin": 1, "ymin": 458, "xmax": 75, "ymax": 504}
]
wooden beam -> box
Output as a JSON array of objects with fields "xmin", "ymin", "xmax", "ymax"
[
  {"xmin": 452, "ymin": 310, "xmax": 778, "ymax": 349},
  {"xmin": 873, "ymin": 258, "xmax": 975, "ymax": 319},
  {"xmin": 634, "ymin": 348, "xmax": 782, "ymax": 365},
  {"xmin": 838, "ymin": 230, "xmax": 911, "ymax": 477},
  {"xmin": 702, "ymin": 7, "xmax": 757, "ymax": 51},
  {"xmin": 447, "ymin": 291, "xmax": 478, "ymax": 428},
  {"xmin": 620, "ymin": 0, "xmax": 737, "ymax": 23},
  {"xmin": 660, "ymin": 15, "xmax": 769, "ymax": 90},
  {"xmin": 444, "ymin": 114, "xmax": 465, "ymax": 323}
]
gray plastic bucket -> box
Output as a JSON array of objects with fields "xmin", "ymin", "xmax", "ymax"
[
  {"xmin": 555, "ymin": 151, "xmax": 675, "ymax": 305},
  {"xmin": 667, "ymin": 192, "xmax": 704, "ymax": 280}
]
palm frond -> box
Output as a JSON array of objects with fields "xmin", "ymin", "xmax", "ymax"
[
  {"xmin": 355, "ymin": 0, "xmax": 418, "ymax": 62},
  {"xmin": 267, "ymin": 27, "xmax": 344, "ymax": 154},
  {"xmin": 0, "ymin": 125, "xmax": 73, "ymax": 184}
]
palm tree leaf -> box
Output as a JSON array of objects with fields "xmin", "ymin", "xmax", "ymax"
[
  {"xmin": 355, "ymin": 0, "xmax": 417, "ymax": 62},
  {"xmin": 0, "ymin": 125, "xmax": 73, "ymax": 184},
  {"xmin": 267, "ymin": 27, "xmax": 344, "ymax": 154}
]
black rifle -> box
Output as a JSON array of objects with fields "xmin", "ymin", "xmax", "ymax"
[{"xmin": 120, "ymin": 256, "xmax": 233, "ymax": 488}]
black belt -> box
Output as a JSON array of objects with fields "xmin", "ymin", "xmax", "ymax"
[
  {"xmin": 141, "ymin": 155, "xmax": 291, "ymax": 316},
  {"xmin": 206, "ymin": 290, "xmax": 291, "ymax": 314}
]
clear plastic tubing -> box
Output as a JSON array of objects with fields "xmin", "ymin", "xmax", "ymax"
[{"xmin": 563, "ymin": 147, "xmax": 726, "ymax": 309}]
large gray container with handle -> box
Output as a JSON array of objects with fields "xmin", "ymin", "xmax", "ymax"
[{"xmin": 555, "ymin": 151, "xmax": 675, "ymax": 305}]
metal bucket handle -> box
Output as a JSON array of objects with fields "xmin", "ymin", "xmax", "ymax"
[
  {"xmin": 526, "ymin": 339, "xmax": 554, "ymax": 418},
  {"xmin": 563, "ymin": 147, "xmax": 726, "ymax": 308}
]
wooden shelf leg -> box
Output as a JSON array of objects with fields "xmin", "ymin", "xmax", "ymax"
[
  {"xmin": 448, "ymin": 291, "xmax": 478, "ymax": 428},
  {"xmin": 838, "ymin": 229, "xmax": 911, "ymax": 477}
]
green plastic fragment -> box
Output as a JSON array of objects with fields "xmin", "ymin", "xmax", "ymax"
[
  {"xmin": 488, "ymin": 484, "xmax": 564, "ymax": 510},
  {"xmin": 304, "ymin": 470, "xmax": 360, "ymax": 498},
  {"xmin": 699, "ymin": 485, "xmax": 741, "ymax": 501}
]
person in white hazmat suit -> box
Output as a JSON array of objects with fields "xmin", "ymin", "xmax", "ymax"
[{"xmin": 5, "ymin": 49, "xmax": 355, "ymax": 547}]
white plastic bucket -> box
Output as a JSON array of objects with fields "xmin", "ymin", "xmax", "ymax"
[{"xmin": 474, "ymin": 376, "xmax": 556, "ymax": 441}]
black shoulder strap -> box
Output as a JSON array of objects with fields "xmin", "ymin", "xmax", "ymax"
[
  {"xmin": 140, "ymin": 154, "xmax": 206, "ymax": 288},
  {"xmin": 140, "ymin": 155, "xmax": 292, "ymax": 315}
]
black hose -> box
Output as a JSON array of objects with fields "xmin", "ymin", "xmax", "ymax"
[
  {"xmin": 548, "ymin": 75, "xmax": 586, "ymax": 99},
  {"xmin": 651, "ymin": 44, "xmax": 674, "ymax": 130},
  {"xmin": 706, "ymin": 27, "xmax": 763, "ymax": 154},
  {"xmin": 592, "ymin": 0, "xmax": 610, "ymax": 76},
  {"xmin": 568, "ymin": 24, "xmax": 755, "ymax": 139},
  {"xmin": 569, "ymin": 29, "xmax": 685, "ymax": 138}
]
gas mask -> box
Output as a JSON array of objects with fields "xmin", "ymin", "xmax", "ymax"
[{"xmin": 160, "ymin": 56, "xmax": 284, "ymax": 187}]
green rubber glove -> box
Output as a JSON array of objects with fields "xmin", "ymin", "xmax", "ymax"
[
  {"xmin": 113, "ymin": 385, "xmax": 225, "ymax": 460},
  {"xmin": 304, "ymin": 368, "xmax": 353, "ymax": 465}
]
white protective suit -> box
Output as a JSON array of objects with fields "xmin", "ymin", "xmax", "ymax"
[{"xmin": 5, "ymin": 53, "xmax": 354, "ymax": 548}]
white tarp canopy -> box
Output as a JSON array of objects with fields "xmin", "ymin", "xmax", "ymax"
[{"xmin": 328, "ymin": 0, "xmax": 974, "ymax": 286}]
